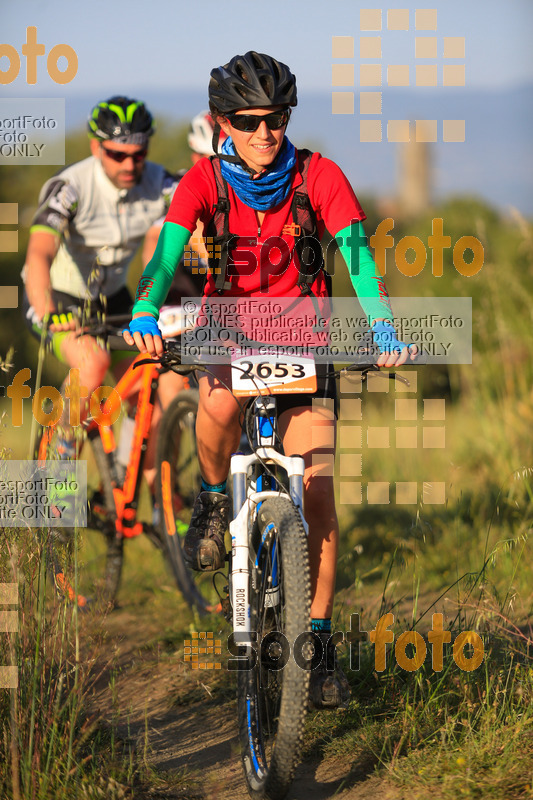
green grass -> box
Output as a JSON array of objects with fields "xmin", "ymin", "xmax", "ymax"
[
  {"xmin": 321, "ymin": 212, "xmax": 533, "ymax": 798},
  {"xmin": 1, "ymin": 201, "xmax": 532, "ymax": 798}
]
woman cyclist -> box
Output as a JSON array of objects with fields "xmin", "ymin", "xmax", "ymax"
[{"xmin": 125, "ymin": 51, "xmax": 416, "ymax": 708}]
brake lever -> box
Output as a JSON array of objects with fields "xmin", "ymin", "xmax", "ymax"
[
  {"xmin": 132, "ymin": 355, "xmax": 200, "ymax": 377},
  {"xmin": 133, "ymin": 356, "xmax": 164, "ymax": 369}
]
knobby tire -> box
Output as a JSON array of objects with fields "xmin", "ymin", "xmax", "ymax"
[{"xmin": 238, "ymin": 496, "xmax": 311, "ymax": 800}]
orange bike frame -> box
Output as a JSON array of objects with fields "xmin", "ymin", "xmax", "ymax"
[
  {"xmin": 94, "ymin": 354, "xmax": 160, "ymax": 538},
  {"xmin": 42, "ymin": 352, "xmax": 189, "ymax": 540}
]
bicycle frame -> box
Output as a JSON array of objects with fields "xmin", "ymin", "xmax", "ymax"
[
  {"xmin": 87, "ymin": 327, "xmax": 191, "ymax": 540},
  {"xmin": 228, "ymin": 396, "xmax": 307, "ymax": 644},
  {"xmin": 96, "ymin": 353, "xmax": 160, "ymax": 538},
  {"xmin": 40, "ymin": 350, "xmax": 168, "ymax": 540}
]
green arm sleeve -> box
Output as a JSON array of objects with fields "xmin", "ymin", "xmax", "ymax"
[
  {"xmin": 132, "ymin": 221, "xmax": 192, "ymax": 318},
  {"xmin": 335, "ymin": 221, "xmax": 394, "ymax": 325}
]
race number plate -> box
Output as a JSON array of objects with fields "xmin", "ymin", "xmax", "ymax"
[
  {"xmin": 231, "ymin": 351, "xmax": 317, "ymax": 397},
  {"xmin": 158, "ymin": 304, "xmax": 199, "ymax": 338}
]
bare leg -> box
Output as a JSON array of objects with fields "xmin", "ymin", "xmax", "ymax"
[
  {"xmin": 196, "ymin": 366, "xmax": 244, "ymax": 484},
  {"xmin": 59, "ymin": 333, "xmax": 115, "ymax": 428},
  {"xmin": 279, "ymin": 405, "xmax": 338, "ymax": 619}
]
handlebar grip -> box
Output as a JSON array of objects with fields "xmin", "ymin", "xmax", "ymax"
[
  {"xmin": 107, "ymin": 334, "xmax": 139, "ymax": 352},
  {"xmin": 408, "ymin": 350, "xmax": 428, "ymax": 365}
]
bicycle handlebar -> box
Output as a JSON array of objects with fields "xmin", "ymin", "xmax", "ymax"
[{"xmin": 134, "ymin": 339, "xmax": 427, "ymax": 377}]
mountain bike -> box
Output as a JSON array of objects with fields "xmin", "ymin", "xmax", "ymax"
[
  {"xmin": 35, "ymin": 315, "xmax": 204, "ymax": 611},
  {"xmin": 157, "ymin": 338, "xmax": 413, "ymax": 799}
]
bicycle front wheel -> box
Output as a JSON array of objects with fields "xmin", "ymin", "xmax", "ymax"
[
  {"xmin": 36, "ymin": 426, "xmax": 123, "ymax": 609},
  {"xmin": 238, "ymin": 496, "xmax": 311, "ymax": 800},
  {"xmin": 155, "ymin": 390, "xmax": 221, "ymax": 613}
]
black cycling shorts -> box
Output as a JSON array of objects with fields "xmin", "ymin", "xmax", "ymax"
[{"xmin": 268, "ymin": 362, "xmax": 338, "ymax": 419}]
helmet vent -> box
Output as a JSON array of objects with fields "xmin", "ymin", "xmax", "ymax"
[
  {"xmin": 251, "ymin": 52, "xmax": 264, "ymax": 70},
  {"xmin": 235, "ymin": 62, "xmax": 249, "ymax": 83},
  {"xmin": 260, "ymin": 75, "xmax": 274, "ymax": 98}
]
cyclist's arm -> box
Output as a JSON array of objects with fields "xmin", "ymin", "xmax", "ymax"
[
  {"xmin": 335, "ymin": 221, "xmax": 393, "ymax": 326},
  {"xmin": 127, "ymin": 162, "xmax": 211, "ymax": 355},
  {"xmin": 24, "ymin": 231, "xmax": 76, "ymax": 333},
  {"xmin": 132, "ymin": 162, "xmax": 213, "ymax": 323},
  {"xmin": 125, "ymin": 221, "xmax": 192, "ymax": 355},
  {"xmin": 141, "ymin": 223, "xmax": 162, "ymax": 266},
  {"xmin": 142, "ymin": 222, "xmax": 205, "ymax": 297},
  {"xmin": 24, "ymin": 230, "xmax": 60, "ymax": 320},
  {"xmin": 335, "ymin": 221, "xmax": 416, "ymax": 367},
  {"xmin": 23, "ymin": 176, "xmax": 79, "ymax": 330},
  {"xmin": 132, "ymin": 221, "xmax": 192, "ymax": 317},
  {"xmin": 307, "ymin": 156, "xmax": 415, "ymax": 366},
  {"xmin": 24, "ymin": 230, "xmax": 79, "ymax": 333}
]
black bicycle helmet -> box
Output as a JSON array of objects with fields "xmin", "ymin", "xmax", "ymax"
[
  {"xmin": 88, "ymin": 96, "xmax": 155, "ymax": 145},
  {"xmin": 209, "ymin": 51, "xmax": 297, "ymax": 114}
]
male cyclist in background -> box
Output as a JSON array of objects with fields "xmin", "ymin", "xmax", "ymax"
[{"xmin": 22, "ymin": 96, "xmax": 184, "ymax": 509}]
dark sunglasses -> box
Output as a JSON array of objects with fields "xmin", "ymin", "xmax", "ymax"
[
  {"xmin": 101, "ymin": 147, "xmax": 148, "ymax": 163},
  {"xmin": 225, "ymin": 109, "xmax": 290, "ymax": 132}
]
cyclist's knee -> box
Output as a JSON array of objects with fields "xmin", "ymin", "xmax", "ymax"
[
  {"xmin": 157, "ymin": 371, "xmax": 186, "ymax": 407},
  {"xmin": 199, "ymin": 387, "xmax": 240, "ymax": 429},
  {"xmin": 61, "ymin": 336, "xmax": 111, "ymax": 391}
]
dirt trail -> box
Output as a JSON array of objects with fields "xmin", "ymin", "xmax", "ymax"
[{"xmin": 86, "ymin": 604, "xmax": 401, "ymax": 800}]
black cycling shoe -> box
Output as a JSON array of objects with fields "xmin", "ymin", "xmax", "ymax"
[
  {"xmin": 183, "ymin": 491, "xmax": 229, "ymax": 572},
  {"xmin": 309, "ymin": 632, "xmax": 351, "ymax": 710}
]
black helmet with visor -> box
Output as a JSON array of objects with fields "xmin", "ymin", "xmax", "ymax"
[
  {"xmin": 88, "ymin": 96, "xmax": 154, "ymax": 146},
  {"xmin": 208, "ymin": 51, "xmax": 296, "ymax": 164},
  {"xmin": 209, "ymin": 51, "xmax": 297, "ymax": 114}
]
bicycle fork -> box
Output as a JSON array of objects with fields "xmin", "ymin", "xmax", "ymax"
[{"xmin": 228, "ymin": 397, "xmax": 307, "ymax": 646}]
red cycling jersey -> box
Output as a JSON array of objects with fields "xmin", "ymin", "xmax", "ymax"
[{"xmin": 164, "ymin": 151, "xmax": 366, "ymax": 298}]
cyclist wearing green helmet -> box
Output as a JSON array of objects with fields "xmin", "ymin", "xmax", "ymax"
[
  {"xmin": 22, "ymin": 95, "xmax": 185, "ymax": 499},
  {"xmin": 126, "ymin": 53, "xmax": 417, "ymax": 708}
]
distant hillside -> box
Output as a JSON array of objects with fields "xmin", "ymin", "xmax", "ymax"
[{"xmin": 60, "ymin": 85, "xmax": 533, "ymax": 217}]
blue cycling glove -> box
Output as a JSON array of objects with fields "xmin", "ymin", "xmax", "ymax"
[
  {"xmin": 127, "ymin": 315, "xmax": 162, "ymax": 339},
  {"xmin": 371, "ymin": 320, "xmax": 408, "ymax": 354}
]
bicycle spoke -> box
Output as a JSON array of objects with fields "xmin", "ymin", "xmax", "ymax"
[{"xmin": 155, "ymin": 391, "xmax": 225, "ymax": 613}]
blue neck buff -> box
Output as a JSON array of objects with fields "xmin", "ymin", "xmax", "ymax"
[{"xmin": 219, "ymin": 136, "xmax": 297, "ymax": 211}]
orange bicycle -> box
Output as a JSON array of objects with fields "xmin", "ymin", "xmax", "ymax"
[{"xmin": 36, "ymin": 316, "xmax": 209, "ymax": 611}]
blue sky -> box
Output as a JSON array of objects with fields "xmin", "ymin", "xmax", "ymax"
[
  {"xmin": 2, "ymin": 0, "xmax": 533, "ymax": 96},
  {"xmin": 2, "ymin": 0, "xmax": 532, "ymax": 214}
]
